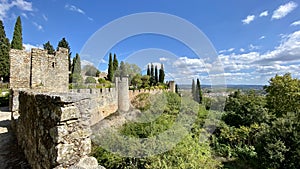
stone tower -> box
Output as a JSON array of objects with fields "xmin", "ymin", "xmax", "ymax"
[
  {"xmin": 9, "ymin": 47, "xmax": 69, "ymax": 92},
  {"xmin": 116, "ymin": 77, "xmax": 130, "ymax": 112},
  {"xmin": 169, "ymin": 81, "xmax": 176, "ymax": 93}
]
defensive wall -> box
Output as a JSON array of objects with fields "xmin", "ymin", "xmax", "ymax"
[{"xmin": 9, "ymin": 48, "xmax": 170, "ymax": 169}]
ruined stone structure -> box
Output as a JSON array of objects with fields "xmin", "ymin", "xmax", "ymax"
[
  {"xmin": 15, "ymin": 91, "xmax": 96, "ymax": 169},
  {"xmin": 9, "ymin": 48, "xmax": 174, "ymax": 169},
  {"xmin": 10, "ymin": 48, "xmax": 69, "ymax": 92}
]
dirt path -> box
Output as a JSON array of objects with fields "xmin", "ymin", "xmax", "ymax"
[{"xmin": 0, "ymin": 107, "xmax": 30, "ymax": 169}]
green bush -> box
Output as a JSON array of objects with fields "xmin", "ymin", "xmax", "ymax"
[
  {"xmin": 92, "ymin": 92, "xmax": 222, "ymax": 168},
  {"xmin": 85, "ymin": 76, "xmax": 97, "ymax": 84},
  {"xmin": 0, "ymin": 89, "xmax": 9, "ymax": 106}
]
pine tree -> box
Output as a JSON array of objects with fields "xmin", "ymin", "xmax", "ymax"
[
  {"xmin": 0, "ymin": 20, "xmax": 10, "ymax": 82},
  {"xmin": 159, "ymin": 63, "xmax": 165, "ymax": 83},
  {"xmin": 11, "ymin": 16, "xmax": 23, "ymax": 50},
  {"xmin": 43, "ymin": 41, "xmax": 55, "ymax": 54},
  {"xmin": 113, "ymin": 53, "xmax": 118, "ymax": 72},
  {"xmin": 57, "ymin": 38, "xmax": 72, "ymax": 71},
  {"xmin": 107, "ymin": 53, "xmax": 113, "ymax": 81},
  {"xmin": 147, "ymin": 64, "xmax": 150, "ymax": 76},
  {"xmin": 155, "ymin": 65, "xmax": 158, "ymax": 85}
]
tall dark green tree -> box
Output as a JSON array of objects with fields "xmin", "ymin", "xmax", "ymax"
[
  {"xmin": 43, "ymin": 41, "xmax": 55, "ymax": 54},
  {"xmin": 192, "ymin": 79, "xmax": 196, "ymax": 99},
  {"xmin": 72, "ymin": 53, "xmax": 81, "ymax": 74},
  {"xmin": 107, "ymin": 53, "xmax": 113, "ymax": 81},
  {"xmin": 149, "ymin": 63, "xmax": 155, "ymax": 86},
  {"xmin": 159, "ymin": 63, "xmax": 165, "ymax": 83},
  {"xmin": 11, "ymin": 16, "xmax": 22, "ymax": 50},
  {"xmin": 57, "ymin": 38, "xmax": 71, "ymax": 71},
  {"xmin": 147, "ymin": 64, "xmax": 150, "ymax": 76},
  {"xmin": 195, "ymin": 78, "xmax": 202, "ymax": 103},
  {"xmin": 71, "ymin": 53, "xmax": 82, "ymax": 83},
  {"xmin": 155, "ymin": 65, "xmax": 158, "ymax": 84},
  {"xmin": 113, "ymin": 53, "xmax": 118, "ymax": 72},
  {"xmin": 0, "ymin": 20, "xmax": 10, "ymax": 82}
]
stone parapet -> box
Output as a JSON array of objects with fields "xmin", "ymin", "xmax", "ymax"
[{"xmin": 13, "ymin": 90, "xmax": 102, "ymax": 169}]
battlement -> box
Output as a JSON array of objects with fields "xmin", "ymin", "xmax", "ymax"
[{"xmin": 9, "ymin": 47, "xmax": 69, "ymax": 92}]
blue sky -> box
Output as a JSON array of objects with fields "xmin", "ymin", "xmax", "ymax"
[{"xmin": 0, "ymin": 0, "xmax": 300, "ymax": 85}]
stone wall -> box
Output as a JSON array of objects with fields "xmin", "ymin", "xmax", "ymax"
[
  {"xmin": 9, "ymin": 49, "xmax": 31, "ymax": 89},
  {"xmin": 9, "ymin": 48, "xmax": 69, "ymax": 92},
  {"xmin": 30, "ymin": 48, "xmax": 69, "ymax": 92},
  {"xmin": 14, "ymin": 90, "xmax": 100, "ymax": 169}
]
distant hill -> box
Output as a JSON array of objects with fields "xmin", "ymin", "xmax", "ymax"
[{"xmin": 178, "ymin": 84, "xmax": 265, "ymax": 90}]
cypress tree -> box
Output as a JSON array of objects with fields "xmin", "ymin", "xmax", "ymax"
[
  {"xmin": 43, "ymin": 41, "xmax": 55, "ymax": 54},
  {"xmin": 71, "ymin": 53, "xmax": 82, "ymax": 83},
  {"xmin": 147, "ymin": 64, "xmax": 150, "ymax": 76},
  {"xmin": 150, "ymin": 63, "xmax": 155, "ymax": 86},
  {"xmin": 11, "ymin": 16, "xmax": 23, "ymax": 50},
  {"xmin": 192, "ymin": 79, "xmax": 196, "ymax": 100},
  {"xmin": 107, "ymin": 53, "xmax": 113, "ymax": 81},
  {"xmin": 72, "ymin": 53, "xmax": 81, "ymax": 74},
  {"xmin": 0, "ymin": 20, "xmax": 10, "ymax": 82},
  {"xmin": 159, "ymin": 63, "xmax": 165, "ymax": 83},
  {"xmin": 113, "ymin": 53, "xmax": 118, "ymax": 72},
  {"xmin": 196, "ymin": 78, "xmax": 202, "ymax": 104},
  {"xmin": 57, "ymin": 38, "xmax": 72, "ymax": 71},
  {"xmin": 175, "ymin": 84, "xmax": 179, "ymax": 94},
  {"xmin": 155, "ymin": 65, "xmax": 158, "ymax": 85},
  {"xmin": 150, "ymin": 63, "xmax": 154, "ymax": 77}
]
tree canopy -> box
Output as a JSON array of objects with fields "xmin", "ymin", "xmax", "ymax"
[
  {"xmin": 11, "ymin": 16, "xmax": 23, "ymax": 50},
  {"xmin": 57, "ymin": 37, "xmax": 71, "ymax": 71},
  {"xmin": 43, "ymin": 41, "xmax": 55, "ymax": 54},
  {"xmin": 0, "ymin": 20, "xmax": 10, "ymax": 82}
]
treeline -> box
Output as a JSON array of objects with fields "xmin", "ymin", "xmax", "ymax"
[
  {"xmin": 0, "ymin": 16, "xmax": 23, "ymax": 82},
  {"xmin": 212, "ymin": 73, "xmax": 300, "ymax": 168}
]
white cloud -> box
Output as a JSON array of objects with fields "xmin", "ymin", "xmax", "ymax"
[
  {"xmin": 23, "ymin": 43, "xmax": 42, "ymax": 51},
  {"xmin": 259, "ymin": 11, "xmax": 268, "ymax": 17},
  {"xmin": 219, "ymin": 48, "xmax": 235, "ymax": 54},
  {"xmin": 242, "ymin": 15, "xmax": 255, "ymax": 24},
  {"xmin": 249, "ymin": 44, "xmax": 260, "ymax": 50},
  {"xmin": 259, "ymin": 36, "xmax": 265, "ymax": 40},
  {"xmin": 272, "ymin": 1, "xmax": 298, "ymax": 20},
  {"xmin": 32, "ymin": 22, "xmax": 43, "ymax": 31},
  {"xmin": 240, "ymin": 48, "xmax": 245, "ymax": 52},
  {"xmin": 291, "ymin": 20, "xmax": 300, "ymax": 26},
  {"xmin": 256, "ymin": 30, "xmax": 300, "ymax": 64},
  {"xmin": 159, "ymin": 57, "xmax": 168, "ymax": 62},
  {"xmin": 64, "ymin": 3, "xmax": 93, "ymax": 21},
  {"xmin": 0, "ymin": 0, "xmax": 32, "ymax": 20},
  {"xmin": 216, "ymin": 30, "xmax": 300, "ymax": 84},
  {"xmin": 65, "ymin": 4, "xmax": 85, "ymax": 15},
  {"xmin": 42, "ymin": 14, "xmax": 48, "ymax": 21},
  {"xmin": 11, "ymin": 0, "xmax": 32, "ymax": 11},
  {"xmin": 21, "ymin": 12, "xmax": 27, "ymax": 18}
]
